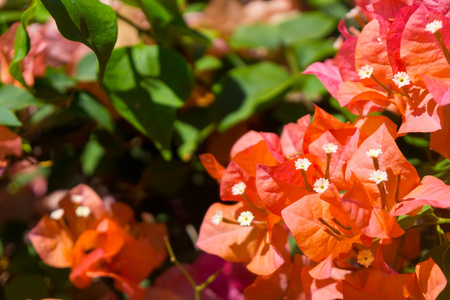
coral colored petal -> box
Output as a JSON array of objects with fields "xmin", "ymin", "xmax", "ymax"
[
  {"xmin": 303, "ymin": 60, "xmax": 343, "ymax": 99},
  {"xmin": 308, "ymin": 129, "xmax": 361, "ymax": 191},
  {"xmin": 346, "ymin": 124, "xmax": 419, "ymax": 209},
  {"xmin": 355, "ymin": 19, "xmax": 394, "ymax": 85},
  {"xmin": 422, "ymin": 75, "xmax": 450, "ymax": 106},
  {"xmin": 392, "ymin": 175, "xmax": 450, "ymax": 216},
  {"xmin": 415, "ymin": 258, "xmax": 447, "ymax": 300},
  {"xmin": 199, "ymin": 153, "xmax": 225, "ymax": 180},
  {"xmin": 353, "ymin": 115, "xmax": 398, "ymax": 139},
  {"xmin": 0, "ymin": 126, "xmax": 22, "ymax": 158},
  {"xmin": 280, "ymin": 115, "xmax": 310, "ymax": 159},
  {"xmin": 255, "ymin": 155, "xmax": 318, "ymax": 216},
  {"xmin": 27, "ymin": 216, "xmax": 74, "ymax": 268},
  {"xmin": 197, "ymin": 202, "xmax": 266, "ymax": 264},
  {"xmin": 401, "ymin": 6, "xmax": 450, "ymax": 83},
  {"xmin": 230, "ymin": 130, "xmax": 263, "ymax": 158}
]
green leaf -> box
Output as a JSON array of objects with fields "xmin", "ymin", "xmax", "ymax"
[
  {"xmin": 40, "ymin": 0, "xmax": 118, "ymax": 84},
  {"xmin": 9, "ymin": 0, "xmax": 40, "ymax": 87},
  {"xmin": 81, "ymin": 138, "xmax": 105, "ymax": 176},
  {"xmin": 195, "ymin": 55, "xmax": 222, "ymax": 73},
  {"xmin": 292, "ymin": 39, "xmax": 336, "ymax": 69},
  {"xmin": 5, "ymin": 274, "xmax": 48, "ymax": 300},
  {"xmin": 397, "ymin": 205, "xmax": 435, "ymax": 230},
  {"xmin": 103, "ymin": 45, "xmax": 194, "ymax": 159},
  {"xmin": 135, "ymin": 0, "xmax": 208, "ymax": 45},
  {"xmin": 77, "ymin": 92, "xmax": 114, "ymax": 132},
  {"xmin": 75, "ymin": 52, "xmax": 98, "ymax": 81},
  {"xmin": 174, "ymin": 120, "xmax": 214, "ymax": 161},
  {"xmin": 279, "ymin": 12, "xmax": 336, "ymax": 45},
  {"xmin": 0, "ymin": 105, "xmax": 22, "ymax": 126},
  {"xmin": 213, "ymin": 62, "xmax": 291, "ymax": 131},
  {"xmin": 0, "ymin": 85, "xmax": 37, "ymax": 110},
  {"xmin": 231, "ymin": 23, "xmax": 280, "ymax": 50}
]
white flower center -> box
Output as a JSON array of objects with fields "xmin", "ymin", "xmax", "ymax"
[
  {"xmin": 358, "ymin": 65, "xmax": 373, "ymax": 80},
  {"xmin": 366, "ymin": 149, "xmax": 382, "ymax": 158},
  {"xmin": 392, "ymin": 71, "xmax": 411, "ymax": 88},
  {"xmin": 232, "ymin": 182, "xmax": 246, "ymax": 195},
  {"xmin": 369, "ymin": 170, "xmax": 388, "ymax": 184},
  {"xmin": 322, "ymin": 143, "xmax": 338, "ymax": 154},
  {"xmin": 75, "ymin": 206, "xmax": 91, "ymax": 218},
  {"xmin": 295, "ymin": 158, "xmax": 312, "ymax": 171},
  {"xmin": 238, "ymin": 211, "xmax": 254, "ymax": 226},
  {"xmin": 211, "ymin": 210, "xmax": 223, "ymax": 225},
  {"xmin": 313, "ymin": 178, "xmax": 330, "ymax": 194},
  {"xmin": 50, "ymin": 208, "xmax": 65, "ymax": 220},
  {"xmin": 425, "ymin": 20, "xmax": 443, "ymax": 34}
]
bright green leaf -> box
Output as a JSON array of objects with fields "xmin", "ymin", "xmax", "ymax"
[{"xmin": 81, "ymin": 138, "xmax": 105, "ymax": 176}]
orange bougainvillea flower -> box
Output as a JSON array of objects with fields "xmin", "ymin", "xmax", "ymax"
[
  {"xmin": 304, "ymin": 2, "xmax": 450, "ymax": 158},
  {"xmin": 343, "ymin": 257, "xmax": 446, "ymax": 299},
  {"xmin": 243, "ymin": 254, "xmax": 347, "ymax": 300},
  {"xmin": 28, "ymin": 184, "xmax": 167, "ymax": 299},
  {"xmin": 197, "ymin": 201, "xmax": 288, "ymax": 276}
]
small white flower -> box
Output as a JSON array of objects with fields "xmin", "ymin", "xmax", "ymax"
[
  {"xmin": 75, "ymin": 206, "xmax": 91, "ymax": 218},
  {"xmin": 425, "ymin": 20, "xmax": 443, "ymax": 33},
  {"xmin": 366, "ymin": 149, "xmax": 382, "ymax": 158},
  {"xmin": 358, "ymin": 65, "xmax": 373, "ymax": 79},
  {"xmin": 369, "ymin": 170, "xmax": 388, "ymax": 184},
  {"xmin": 71, "ymin": 194, "xmax": 83, "ymax": 204},
  {"xmin": 322, "ymin": 143, "xmax": 338, "ymax": 154},
  {"xmin": 313, "ymin": 178, "xmax": 330, "ymax": 194},
  {"xmin": 50, "ymin": 208, "xmax": 64, "ymax": 220},
  {"xmin": 238, "ymin": 211, "xmax": 254, "ymax": 226},
  {"xmin": 232, "ymin": 182, "xmax": 246, "ymax": 195},
  {"xmin": 392, "ymin": 72, "xmax": 411, "ymax": 88},
  {"xmin": 357, "ymin": 249, "xmax": 375, "ymax": 268},
  {"xmin": 377, "ymin": 37, "xmax": 382, "ymax": 44},
  {"xmin": 211, "ymin": 211, "xmax": 223, "ymax": 225},
  {"xmin": 295, "ymin": 158, "xmax": 312, "ymax": 171}
]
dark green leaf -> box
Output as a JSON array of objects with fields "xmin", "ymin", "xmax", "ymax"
[
  {"xmin": 137, "ymin": 0, "xmax": 208, "ymax": 45},
  {"xmin": 103, "ymin": 45, "xmax": 194, "ymax": 159},
  {"xmin": 77, "ymin": 92, "xmax": 114, "ymax": 132},
  {"xmin": 397, "ymin": 205, "xmax": 435, "ymax": 230},
  {"xmin": 5, "ymin": 274, "xmax": 48, "ymax": 300},
  {"xmin": 40, "ymin": 0, "xmax": 118, "ymax": 84},
  {"xmin": 213, "ymin": 62, "xmax": 291, "ymax": 131}
]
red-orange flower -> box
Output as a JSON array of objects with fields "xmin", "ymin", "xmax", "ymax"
[{"xmin": 28, "ymin": 184, "xmax": 167, "ymax": 299}]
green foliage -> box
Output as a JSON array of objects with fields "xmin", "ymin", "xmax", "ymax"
[
  {"xmin": 213, "ymin": 62, "xmax": 291, "ymax": 131},
  {"xmin": 40, "ymin": 0, "xmax": 118, "ymax": 84},
  {"xmin": 103, "ymin": 44, "xmax": 194, "ymax": 159},
  {"xmin": 397, "ymin": 206, "xmax": 435, "ymax": 230}
]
